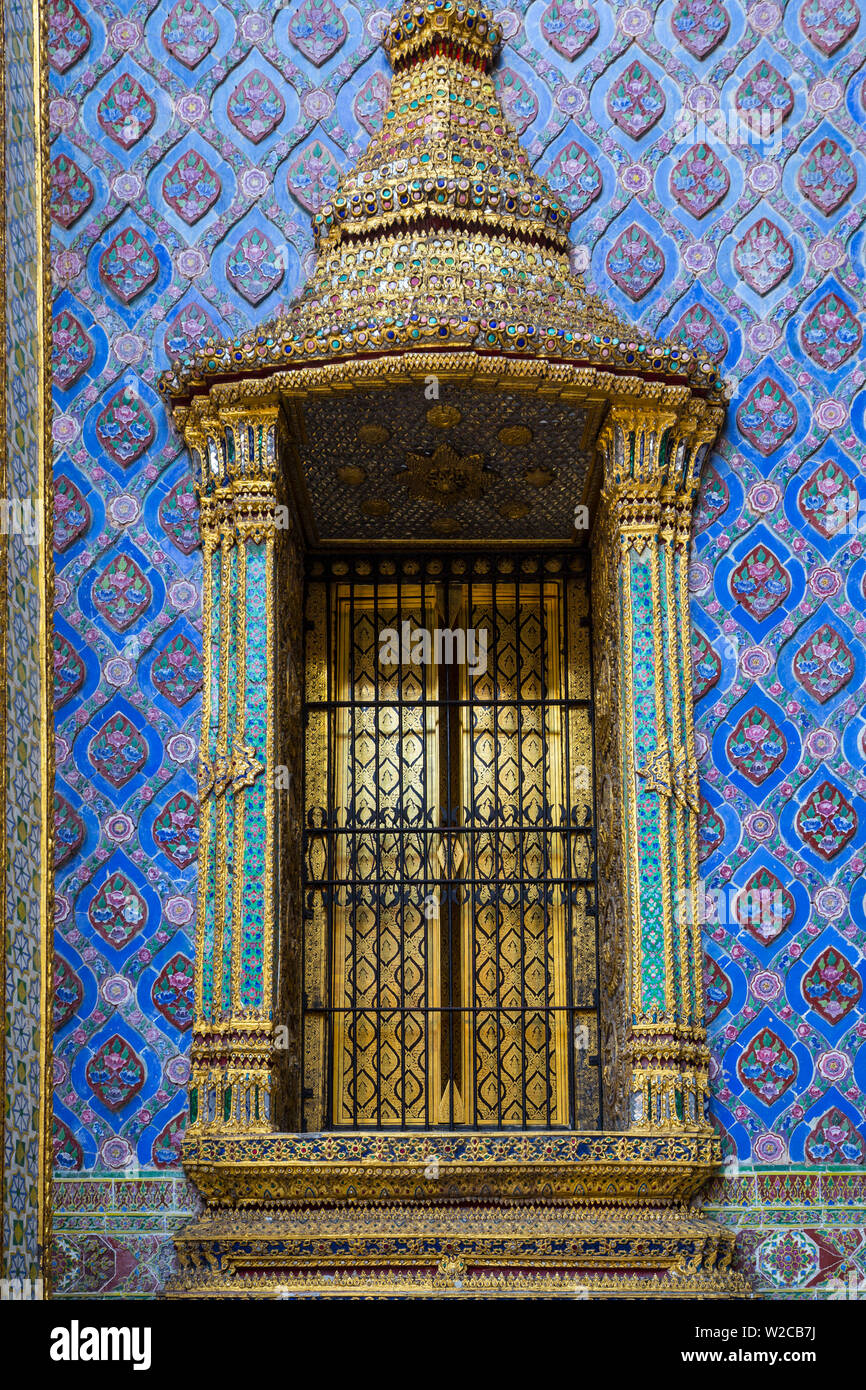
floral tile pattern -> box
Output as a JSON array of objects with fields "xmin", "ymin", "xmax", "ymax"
[{"xmin": 46, "ymin": 0, "xmax": 866, "ymax": 1294}]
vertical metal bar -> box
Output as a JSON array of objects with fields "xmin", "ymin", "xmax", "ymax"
[
  {"xmin": 515, "ymin": 577, "xmax": 527, "ymax": 1127},
  {"xmin": 468, "ymin": 569, "xmax": 478, "ymax": 1130},
  {"xmin": 397, "ymin": 564, "xmax": 406, "ymax": 1129},
  {"xmin": 325, "ymin": 569, "xmax": 336, "ymax": 1128},
  {"xmin": 538, "ymin": 575, "xmax": 551, "ymax": 1128},
  {"xmin": 492, "ymin": 568, "xmax": 502, "ymax": 1128},
  {"xmin": 445, "ymin": 586, "xmax": 457, "ymax": 1129},
  {"xmin": 586, "ymin": 560, "xmax": 603, "ymax": 1129},
  {"xmin": 374, "ymin": 569, "xmax": 382, "ymax": 1128},
  {"xmin": 421, "ymin": 564, "xmax": 430, "ymax": 1130},
  {"xmin": 300, "ymin": 574, "xmax": 306, "ymax": 1131},
  {"xmin": 562, "ymin": 570, "xmax": 575, "ymax": 1129},
  {"xmin": 349, "ymin": 576, "xmax": 358, "ymax": 1129}
]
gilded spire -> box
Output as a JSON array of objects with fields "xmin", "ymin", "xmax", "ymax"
[{"xmin": 160, "ymin": 1, "xmax": 725, "ymax": 404}]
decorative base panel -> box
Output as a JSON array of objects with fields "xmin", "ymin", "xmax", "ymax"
[
  {"xmin": 181, "ymin": 1129, "xmax": 724, "ymax": 1206},
  {"xmin": 168, "ymin": 1201, "xmax": 751, "ymax": 1298},
  {"xmin": 169, "ymin": 1130, "xmax": 749, "ymax": 1297}
]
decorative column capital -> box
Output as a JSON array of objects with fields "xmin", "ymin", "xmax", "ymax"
[
  {"xmin": 595, "ymin": 398, "xmax": 724, "ymax": 547},
  {"xmin": 183, "ymin": 399, "xmax": 287, "ymax": 542}
]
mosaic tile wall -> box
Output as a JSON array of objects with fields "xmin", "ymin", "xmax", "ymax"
[{"xmin": 47, "ymin": 0, "xmax": 866, "ymax": 1297}]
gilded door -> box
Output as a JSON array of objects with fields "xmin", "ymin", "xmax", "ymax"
[{"xmin": 302, "ymin": 554, "xmax": 599, "ymax": 1130}]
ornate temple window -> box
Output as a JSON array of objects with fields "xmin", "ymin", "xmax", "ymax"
[{"xmin": 160, "ymin": 2, "xmax": 747, "ymax": 1297}]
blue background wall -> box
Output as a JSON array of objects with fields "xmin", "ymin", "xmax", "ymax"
[{"xmin": 48, "ymin": 0, "xmax": 866, "ymax": 1296}]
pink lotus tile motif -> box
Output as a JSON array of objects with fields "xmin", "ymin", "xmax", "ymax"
[
  {"xmin": 800, "ymin": 0, "xmax": 860, "ymax": 55},
  {"xmin": 99, "ymin": 228, "xmax": 159, "ymax": 304},
  {"xmin": 704, "ymin": 956, "xmax": 733, "ymax": 1023},
  {"xmin": 805, "ymin": 1106, "xmax": 865, "ymax": 1163},
  {"xmin": 54, "ymin": 633, "xmax": 86, "ymax": 707},
  {"xmin": 734, "ymin": 219, "xmax": 794, "ymax": 294},
  {"xmin": 798, "ymin": 137, "xmax": 857, "ymax": 214},
  {"xmin": 735, "ymin": 868, "xmax": 795, "ymax": 947},
  {"xmin": 89, "ymin": 713, "xmax": 148, "ymax": 788},
  {"xmin": 164, "ymin": 302, "xmax": 217, "ymax": 362},
  {"xmin": 699, "ymin": 797, "xmax": 725, "ymax": 861},
  {"xmin": 227, "ymin": 69, "xmax": 285, "ymax": 143},
  {"xmin": 797, "ymin": 458, "xmax": 857, "ymax": 538},
  {"xmin": 54, "ymin": 476, "xmax": 91, "ymax": 552},
  {"xmin": 796, "ymin": 780, "xmax": 857, "ymax": 858},
  {"xmin": 159, "ymin": 478, "xmax": 200, "ymax": 554},
  {"xmin": 47, "ymin": 0, "xmax": 91, "ymax": 73},
  {"xmin": 92, "ymin": 555, "xmax": 152, "ymax": 631},
  {"xmin": 545, "ymin": 141, "xmax": 603, "ymax": 213},
  {"xmin": 95, "ymin": 385, "xmax": 156, "ymax": 465},
  {"xmin": 672, "ymin": 304, "xmax": 728, "ymax": 361},
  {"xmin": 605, "ymin": 224, "xmax": 664, "ymax": 299},
  {"xmin": 54, "ymin": 958, "xmax": 84, "ymax": 1031},
  {"xmin": 86, "ymin": 1035, "xmax": 145, "ymax": 1111},
  {"xmin": 607, "ymin": 60, "xmax": 666, "ymax": 138},
  {"xmin": 494, "ymin": 68, "xmax": 539, "ymax": 135},
  {"xmin": 286, "ymin": 139, "xmax": 342, "ymax": 211},
  {"xmin": 152, "ymin": 953, "xmax": 194, "ymax": 1030},
  {"xmin": 152, "ymin": 1114, "xmax": 185, "ymax": 1168},
  {"xmin": 88, "ymin": 871, "xmax": 147, "ymax": 950},
  {"xmin": 55, "ymin": 794, "xmax": 85, "ymax": 869},
  {"xmin": 161, "ymin": 0, "xmax": 219, "ymax": 68},
  {"xmin": 540, "ymin": 2, "xmax": 599, "ymax": 59},
  {"xmin": 691, "ymin": 631, "xmax": 722, "ymax": 699},
  {"xmin": 162, "ymin": 150, "xmax": 221, "ymax": 224},
  {"xmin": 287, "ymin": 0, "xmax": 347, "ymax": 65},
  {"xmin": 52, "ymin": 310, "xmax": 94, "ymax": 391},
  {"xmin": 353, "ymin": 71, "xmax": 389, "ymax": 135},
  {"xmin": 802, "ymin": 946, "xmax": 862, "ymax": 1023},
  {"xmin": 51, "ymin": 153, "xmax": 93, "ymax": 229},
  {"xmin": 151, "ymin": 634, "xmax": 204, "ymax": 706},
  {"xmin": 671, "ymin": 143, "xmax": 730, "ymax": 217},
  {"xmin": 726, "ymin": 707, "xmax": 787, "ymax": 784},
  {"xmin": 736, "ymin": 378, "xmax": 797, "ymax": 455},
  {"xmin": 793, "ymin": 623, "xmax": 854, "ymax": 702},
  {"xmin": 53, "ymin": 1119, "xmax": 83, "ymax": 1172},
  {"xmin": 671, "ymin": 0, "xmax": 730, "ymax": 57},
  {"xmin": 735, "ymin": 60, "xmax": 794, "ymax": 124},
  {"xmin": 226, "ymin": 229, "xmax": 285, "ymax": 304},
  {"xmin": 738, "ymin": 1028, "xmax": 797, "ymax": 1105},
  {"xmin": 693, "ymin": 462, "xmax": 729, "ymax": 531},
  {"xmin": 154, "ymin": 791, "xmax": 199, "ymax": 869},
  {"xmin": 731, "ymin": 543, "xmax": 791, "ymax": 619},
  {"xmin": 97, "ymin": 73, "xmax": 156, "ymax": 150},
  {"xmin": 801, "ymin": 292, "xmax": 862, "ymax": 369}
]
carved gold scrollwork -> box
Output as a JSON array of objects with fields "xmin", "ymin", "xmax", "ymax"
[
  {"xmin": 197, "ymin": 743, "xmax": 266, "ymax": 802},
  {"xmin": 637, "ymin": 745, "xmax": 672, "ymax": 800}
]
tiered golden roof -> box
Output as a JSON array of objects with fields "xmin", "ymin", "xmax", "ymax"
[{"xmin": 160, "ymin": 1, "xmax": 725, "ymax": 405}]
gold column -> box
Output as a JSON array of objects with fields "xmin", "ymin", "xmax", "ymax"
[
  {"xmin": 593, "ymin": 398, "xmax": 722, "ymax": 1131},
  {"xmin": 181, "ymin": 398, "xmax": 296, "ymax": 1135}
]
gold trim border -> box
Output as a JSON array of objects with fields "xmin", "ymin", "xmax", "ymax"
[
  {"xmin": 36, "ymin": 0, "xmax": 55, "ymax": 1293},
  {"xmin": 1, "ymin": 0, "xmax": 55, "ymax": 1288}
]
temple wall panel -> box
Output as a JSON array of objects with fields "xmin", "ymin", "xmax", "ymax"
[{"xmin": 30, "ymin": 0, "xmax": 866, "ymax": 1297}]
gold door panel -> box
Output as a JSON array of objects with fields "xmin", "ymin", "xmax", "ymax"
[{"xmin": 302, "ymin": 555, "xmax": 599, "ymax": 1131}]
